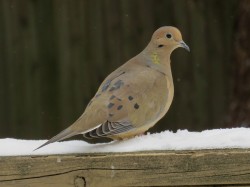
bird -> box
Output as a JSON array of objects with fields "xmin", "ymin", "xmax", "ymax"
[{"xmin": 35, "ymin": 26, "xmax": 189, "ymax": 150}]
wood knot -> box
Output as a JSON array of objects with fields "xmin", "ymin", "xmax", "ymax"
[{"xmin": 74, "ymin": 176, "xmax": 86, "ymax": 187}]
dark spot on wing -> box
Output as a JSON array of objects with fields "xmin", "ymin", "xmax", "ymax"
[
  {"xmin": 128, "ymin": 96, "xmax": 133, "ymax": 101},
  {"xmin": 117, "ymin": 97, "xmax": 122, "ymax": 101},
  {"xmin": 101, "ymin": 80, "xmax": 111, "ymax": 92},
  {"xmin": 146, "ymin": 65, "xmax": 150, "ymax": 68},
  {"xmin": 134, "ymin": 103, "xmax": 139, "ymax": 109},
  {"xmin": 109, "ymin": 87, "xmax": 115, "ymax": 92},
  {"xmin": 109, "ymin": 80, "xmax": 124, "ymax": 92},
  {"xmin": 117, "ymin": 105, "xmax": 123, "ymax": 110},
  {"xmin": 102, "ymin": 71, "xmax": 125, "ymax": 93},
  {"xmin": 119, "ymin": 71, "xmax": 126, "ymax": 76},
  {"xmin": 110, "ymin": 95, "xmax": 115, "ymax": 100},
  {"xmin": 109, "ymin": 113, "xmax": 114, "ymax": 117},
  {"xmin": 108, "ymin": 103, "xmax": 114, "ymax": 108},
  {"xmin": 95, "ymin": 93, "xmax": 101, "ymax": 98}
]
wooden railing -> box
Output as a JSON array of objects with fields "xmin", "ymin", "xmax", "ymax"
[{"xmin": 1, "ymin": 149, "xmax": 250, "ymax": 187}]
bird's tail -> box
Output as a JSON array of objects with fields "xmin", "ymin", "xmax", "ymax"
[{"xmin": 34, "ymin": 127, "xmax": 78, "ymax": 151}]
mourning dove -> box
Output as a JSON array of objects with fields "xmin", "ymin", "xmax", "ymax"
[{"xmin": 35, "ymin": 26, "xmax": 189, "ymax": 150}]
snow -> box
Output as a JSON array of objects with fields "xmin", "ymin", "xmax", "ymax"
[{"xmin": 1, "ymin": 128, "xmax": 250, "ymax": 156}]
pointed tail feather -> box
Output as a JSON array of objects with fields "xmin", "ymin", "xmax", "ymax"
[{"xmin": 34, "ymin": 128, "xmax": 78, "ymax": 151}]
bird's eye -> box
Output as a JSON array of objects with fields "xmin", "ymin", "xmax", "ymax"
[{"xmin": 166, "ymin": 33, "xmax": 172, "ymax": 39}]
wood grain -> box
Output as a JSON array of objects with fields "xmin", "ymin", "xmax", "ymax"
[{"xmin": 1, "ymin": 149, "xmax": 250, "ymax": 187}]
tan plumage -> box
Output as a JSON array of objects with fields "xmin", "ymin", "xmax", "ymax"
[{"xmin": 35, "ymin": 26, "xmax": 189, "ymax": 150}]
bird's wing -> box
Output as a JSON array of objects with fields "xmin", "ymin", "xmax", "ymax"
[
  {"xmin": 83, "ymin": 120, "xmax": 134, "ymax": 139},
  {"xmin": 76, "ymin": 63, "xmax": 167, "ymax": 139}
]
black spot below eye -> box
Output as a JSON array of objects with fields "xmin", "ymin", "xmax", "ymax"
[
  {"xmin": 158, "ymin": 44, "xmax": 164, "ymax": 48},
  {"xmin": 166, "ymin": 33, "xmax": 172, "ymax": 39},
  {"xmin": 134, "ymin": 103, "xmax": 139, "ymax": 109}
]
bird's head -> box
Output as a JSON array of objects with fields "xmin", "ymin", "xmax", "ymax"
[{"xmin": 151, "ymin": 26, "xmax": 190, "ymax": 53}]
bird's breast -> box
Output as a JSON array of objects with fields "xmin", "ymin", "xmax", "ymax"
[{"xmin": 129, "ymin": 71, "xmax": 174, "ymax": 130}]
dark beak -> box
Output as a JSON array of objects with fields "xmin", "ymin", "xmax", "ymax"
[{"xmin": 179, "ymin": 41, "xmax": 190, "ymax": 52}]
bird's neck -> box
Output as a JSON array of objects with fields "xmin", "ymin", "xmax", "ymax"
[{"xmin": 138, "ymin": 47, "xmax": 173, "ymax": 76}]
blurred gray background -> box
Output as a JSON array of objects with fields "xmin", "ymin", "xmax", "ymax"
[{"xmin": 1, "ymin": 0, "xmax": 250, "ymax": 141}]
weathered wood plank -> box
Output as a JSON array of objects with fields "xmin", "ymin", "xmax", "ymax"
[{"xmin": 1, "ymin": 149, "xmax": 250, "ymax": 186}]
